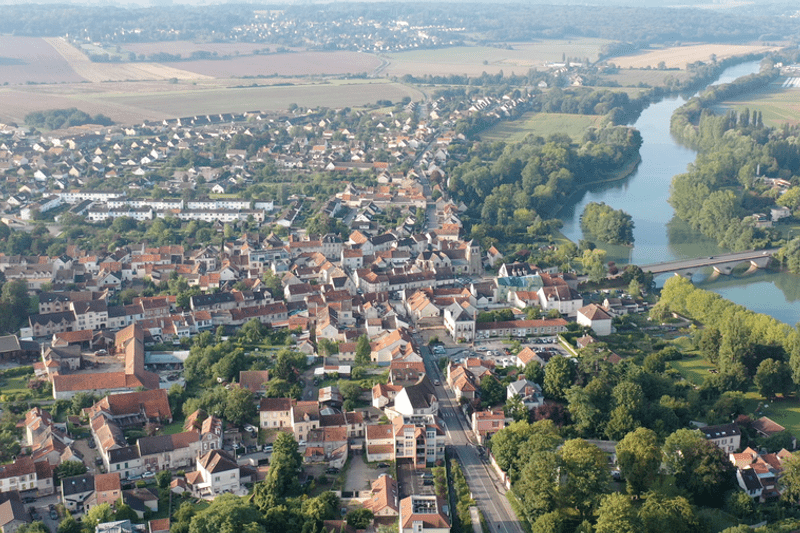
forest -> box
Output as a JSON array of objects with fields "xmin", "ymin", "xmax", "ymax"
[
  {"xmin": 446, "ymin": 125, "xmax": 641, "ymax": 253},
  {"xmin": 25, "ymin": 108, "xmax": 114, "ymax": 130},
  {"xmin": 667, "ymin": 58, "xmax": 800, "ymax": 253}
]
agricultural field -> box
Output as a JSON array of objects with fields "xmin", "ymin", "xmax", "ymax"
[
  {"xmin": 598, "ymin": 68, "xmax": 692, "ymax": 87},
  {"xmin": 610, "ymin": 43, "xmax": 780, "ymax": 70},
  {"xmin": 480, "ymin": 112, "xmax": 605, "ymax": 142},
  {"xmin": 0, "ymin": 36, "xmax": 85, "ymax": 85},
  {"xmin": 169, "ymin": 51, "xmax": 382, "ymax": 78},
  {"xmin": 716, "ymin": 78, "xmax": 800, "ymax": 127},
  {"xmin": 45, "ymin": 37, "xmax": 210, "ymax": 83},
  {"xmin": 0, "ymin": 78, "xmax": 424, "ymax": 125},
  {"xmin": 122, "ymin": 41, "xmax": 290, "ymax": 58},
  {"xmin": 382, "ymin": 38, "xmax": 611, "ymax": 77}
]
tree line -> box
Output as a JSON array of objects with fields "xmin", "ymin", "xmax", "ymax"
[{"xmin": 25, "ymin": 108, "xmax": 113, "ymax": 130}]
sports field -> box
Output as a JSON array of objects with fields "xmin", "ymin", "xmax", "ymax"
[
  {"xmin": 481, "ymin": 112, "xmax": 606, "ymax": 142},
  {"xmin": 716, "ymin": 78, "xmax": 800, "ymax": 127},
  {"xmin": 611, "ymin": 43, "xmax": 780, "ymax": 70}
]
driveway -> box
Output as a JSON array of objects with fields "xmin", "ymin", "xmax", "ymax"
[
  {"xmin": 72, "ymin": 437, "xmax": 104, "ymax": 475},
  {"xmin": 343, "ymin": 453, "xmax": 372, "ymax": 492}
]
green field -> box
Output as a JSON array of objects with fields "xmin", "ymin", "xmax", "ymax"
[
  {"xmin": 481, "ymin": 112, "xmax": 605, "ymax": 142},
  {"xmin": 383, "ymin": 39, "xmax": 612, "ymax": 78},
  {"xmin": 716, "ymin": 78, "xmax": 800, "ymax": 127},
  {"xmin": 670, "ymin": 355, "xmax": 715, "ymax": 386},
  {"xmin": 598, "ymin": 69, "xmax": 691, "ymax": 88}
]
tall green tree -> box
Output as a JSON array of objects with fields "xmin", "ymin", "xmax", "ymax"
[
  {"xmin": 543, "ymin": 355, "xmax": 574, "ymax": 401},
  {"xmin": 662, "ymin": 428, "xmax": 736, "ymax": 506},
  {"xmin": 594, "ymin": 493, "xmax": 639, "ymax": 533},
  {"xmin": 615, "ymin": 428, "xmax": 661, "ymax": 497},
  {"xmin": 755, "ymin": 358, "xmax": 793, "ymax": 400},
  {"xmin": 355, "ymin": 334, "xmax": 371, "ymax": 366}
]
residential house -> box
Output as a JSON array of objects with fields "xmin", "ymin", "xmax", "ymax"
[
  {"xmin": 399, "ymin": 496, "xmax": 450, "ymax": 533},
  {"xmin": 576, "ymin": 304, "xmax": 613, "ymax": 337},
  {"xmin": 471, "ymin": 410, "xmax": 505, "ymax": 445},
  {"xmin": 185, "ymin": 450, "xmax": 241, "ymax": 499},
  {"xmin": 700, "ymin": 423, "xmax": 741, "ymax": 453}
]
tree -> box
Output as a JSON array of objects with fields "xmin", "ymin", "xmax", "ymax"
[
  {"xmin": 156, "ymin": 469, "xmax": 172, "ymax": 489},
  {"xmin": 71, "ymin": 392, "xmax": 97, "ymax": 415},
  {"xmin": 0, "ymin": 431, "xmax": 21, "ymax": 463},
  {"xmin": 252, "ymin": 432, "xmax": 302, "ymax": 510},
  {"xmin": 480, "ymin": 377, "xmax": 505, "ymax": 407},
  {"xmin": 506, "ymin": 394, "xmax": 529, "ymax": 422},
  {"xmin": 594, "ymin": 493, "xmax": 639, "ymax": 533},
  {"xmin": 274, "ymin": 349, "xmax": 307, "ymax": 382},
  {"xmin": 755, "ymin": 358, "xmax": 793, "ymax": 400},
  {"xmin": 345, "ymin": 509, "xmax": 374, "ymax": 529},
  {"xmin": 524, "ymin": 361, "xmax": 545, "ymax": 384},
  {"xmin": 543, "ymin": 355, "xmax": 573, "ymax": 401},
  {"xmin": 638, "ymin": 493, "xmax": 700, "ymax": 533},
  {"xmin": 530, "ymin": 511, "xmax": 568, "ymax": 533},
  {"xmin": 616, "ymin": 428, "xmax": 661, "ymax": 497},
  {"xmin": 781, "ymin": 451, "xmax": 800, "ymax": 503},
  {"xmin": 662, "ymin": 428, "xmax": 736, "ymax": 506},
  {"xmin": 355, "ymin": 334, "xmax": 371, "ymax": 366},
  {"xmin": 17, "ymin": 524, "xmax": 49, "ymax": 533},
  {"xmin": 189, "ymin": 493, "xmax": 264, "ymax": 533},
  {"xmin": 85, "ymin": 504, "xmax": 114, "ymax": 531},
  {"xmin": 580, "ymin": 202, "xmax": 635, "ymax": 245},
  {"xmin": 225, "ymin": 387, "xmax": 256, "ymax": 427},
  {"xmin": 114, "ymin": 503, "xmax": 138, "ymax": 522},
  {"xmin": 56, "ymin": 460, "xmax": 88, "ymax": 480},
  {"xmin": 559, "ymin": 438, "xmax": 609, "ymax": 519},
  {"xmin": 57, "ymin": 515, "xmax": 82, "ymax": 533}
]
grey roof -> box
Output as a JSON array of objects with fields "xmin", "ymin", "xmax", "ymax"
[
  {"xmin": 29, "ymin": 311, "xmax": 76, "ymax": 327},
  {"xmin": 0, "ymin": 335, "xmax": 21, "ymax": 353},
  {"xmin": 700, "ymin": 423, "xmax": 741, "ymax": 440},
  {"xmin": 507, "ymin": 379, "xmax": 541, "ymax": 396},
  {"xmin": 0, "ymin": 496, "xmax": 27, "ymax": 528},
  {"xmin": 403, "ymin": 375, "xmax": 437, "ymax": 409},
  {"xmin": 739, "ymin": 468, "xmax": 761, "ymax": 491},
  {"xmin": 62, "ymin": 474, "xmax": 95, "ymax": 497},
  {"xmin": 108, "ymin": 446, "xmax": 140, "ymax": 464}
]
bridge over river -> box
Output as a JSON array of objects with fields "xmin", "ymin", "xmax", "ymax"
[{"xmin": 640, "ymin": 249, "xmax": 780, "ymax": 278}]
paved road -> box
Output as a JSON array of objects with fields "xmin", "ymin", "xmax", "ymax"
[
  {"xmin": 414, "ymin": 334, "xmax": 525, "ymax": 533},
  {"xmin": 640, "ymin": 248, "xmax": 779, "ymax": 274}
]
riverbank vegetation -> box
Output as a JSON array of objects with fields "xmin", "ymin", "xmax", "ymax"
[
  {"xmin": 580, "ymin": 202, "xmax": 634, "ymax": 245},
  {"xmin": 666, "ymin": 57, "xmax": 800, "ymax": 253}
]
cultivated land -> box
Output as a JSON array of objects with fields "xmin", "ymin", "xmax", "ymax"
[
  {"xmin": 610, "ymin": 43, "xmax": 781, "ymax": 69},
  {"xmin": 381, "ymin": 38, "xmax": 611, "ymax": 77},
  {"xmin": 481, "ymin": 111, "xmax": 605, "ymax": 142},
  {"xmin": 0, "ymin": 78, "xmax": 424, "ymax": 124},
  {"xmin": 45, "ymin": 37, "xmax": 211, "ymax": 83},
  {"xmin": 122, "ymin": 41, "xmax": 288, "ymax": 58},
  {"xmin": 599, "ymin": 69, "xmax": 692, "ymax": 87},
  {"xmin": 167, "ymin": 51, "xmax": 382, "ymax": 78},
  {"xmin": 716, "ymin": 78, "xmax": 800, "ymax": 127},
  {"xmin": 0, "ymin": 36, "xmax": 85, "ymax": 85}
]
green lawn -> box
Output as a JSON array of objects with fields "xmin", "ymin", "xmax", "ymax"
[
  {"xmin": 162, "ymin": 418, "xmax": 187, "ymax": 435},
  {"xmin": 716, "ymin": 79, "xmax": 800, "ymax": 127},
  {"xmin": 695, "ymin": 508, "xmax": 740, "ymax": 533},
  {"xmin": 481, "ymin": 112, "xmax": 605, "ymax": 142},
  {"xmin": 670, "ymin": 356, "xmax": 715, "ymax": 386}
]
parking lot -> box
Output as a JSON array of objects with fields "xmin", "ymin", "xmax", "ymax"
[{"xmin": 432, "ymin": 337, "xmax": 567, "ymax": 369}]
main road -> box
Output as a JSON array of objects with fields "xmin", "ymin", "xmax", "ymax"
[
  {"xmin": 414, "ymin": 333, "xmax": 525, "ymax": 533},
  {"xmin": 640, "ymin": 248, "xmax": 779, "ymax": 274}
]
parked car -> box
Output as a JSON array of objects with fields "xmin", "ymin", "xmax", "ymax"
[
  {"xmin": 423, "ymin": 479, "xmax": 434, "ymax": 486},
  {"xmin": 50, "ymin": 509, "xmax": 59, "ymax": 520},
  {"xmin": 433, "ymin": 379, "xmax": 440, "ymax": 386},
  {"xmin": 87, "ymin": 439, "xmax": 96, "ymax": 449},
  {"xmin": 376, "ymin": 462, "xmax": 389, "ymax": 468},
  {"xmin": 325, "ymin": 467, "xmax": 340, "ymax": 474},
  {"xmin": 142, "ymin": 471, "xmax": 155, "ymax": 479},
  {"xmin": 246, "ymin": 445, "xmax": 258, "ymax": 454},
  {"xmin": 94, "ymin": 349, "xmax": 107, "ymax": 356},
  {"xmin": 21, "ymin": 496, "xmax": 36, "ymax": 504},
  {"xmin": 298, "ymin": 440, "xmax": 307, "ymax": 447},
  {"xmin": 263, "ymin": 444, "xmax": 273, "ymax": 453}
]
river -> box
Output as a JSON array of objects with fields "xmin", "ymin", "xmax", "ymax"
[{"xmin": 558, "ymin": 61, "xmax": 800, "ymax": 325}]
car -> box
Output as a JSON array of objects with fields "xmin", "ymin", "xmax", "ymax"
[
  {"xmin": 325, "ymin": 467, "xmax": 340, "ymax": 474},
  {"xmin": 244, "ymin": 424, "xmax": 257, "ymax": 434},
  {"xmin": 50, "ymin": 509, "xmax": 59, "ymax": 520},
  {"xmin": 128, "ymin": 474, "xmax": 142, "ymax": 481},
  {"xmin": 87, "ymin": 439, "xmax": 96, "ymax": 449},
  {"xmin": 246, "ymin": 445, "xmax": 258, "ymax": 454},
  {"xmin": 29, "ymin": 509, "xmax": 40, "ymax": 521},
  {"xmin": 263, "ymin": 444, "xmax": 273, "ymax": 453},
  {"xmin": 423, "ymin": 479, "xmax": 434, "ymax": 486},
  {"xmin": 94, "ymin": 349, "xmax": 107, "ymax": 356},
  {"xmin": 95, "ymin": 457, "xmax": 104, "ymax": 466},
  {"xmin": 298, "ymin": 440, "xmax": 307, "ymax": 447},
  {"xmin": 142, "ymin": 471, "xmax": 155, "ymax": 479},
  {"xmin": 21, "ymin": 497, "xmax": 36, "ymax": 504},
  {"xmin": 376, "ymin": 462, "xmax": 389, "ymax": 468}
]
